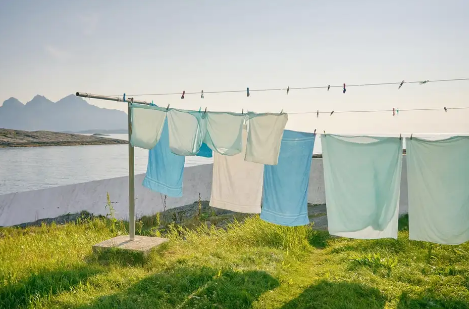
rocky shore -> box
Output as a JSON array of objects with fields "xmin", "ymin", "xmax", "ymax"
[{"xmin": 0, "ymin": 128, "xmax": 128, "ymax": 148}]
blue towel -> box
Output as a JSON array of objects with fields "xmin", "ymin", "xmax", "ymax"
[
  {"xmin": 196, "ymin": 142, "xmax": 213, "ymax": 158},
  {"xmin": 143, "ymin": 119, "xmax": 185, "ymax": 197},
  {"xmin": 261, "ymin": 130, "xmax": 316, "ymax": 226}
]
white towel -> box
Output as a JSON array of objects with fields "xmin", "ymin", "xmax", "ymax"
[
  {"xmin": 167, "ymin": 109, "xmax": 206, "ymax": 156},
  {"xmin": 210, "ymin": 128, "xmax": 264, "ymax": 213},
  {"xmin": 130, "ymin": 105, "xmax": 167, "ymax": 149},
  {"xmin": 245, "ymin": 113, "xmax": 288, "ymax": 165}
]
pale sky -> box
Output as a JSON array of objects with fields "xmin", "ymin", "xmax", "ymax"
[{"xmin": 1, "ymin": 0, "xmax": 468, "ymax": 134}]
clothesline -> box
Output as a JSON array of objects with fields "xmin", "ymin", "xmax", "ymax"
[
  {"xmin": 104, "ymin": 77, "xmax": 469, "ymax": 97},
  {"xmin": 76, "ymin": 92, "xmax": 469, "ymax": 115}
]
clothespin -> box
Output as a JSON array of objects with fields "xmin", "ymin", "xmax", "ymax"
[
  {"xmin": 410, "ymin": 134, "xmax": 413, "ymax": 140},
  {"xmin": 280, "ymin": 109, "xmax": 283, "ymax": 114},
  {"xmin": 287, "ymin": 86, "xmax": 290, "ymax": 95},
  {"xmin": 323, "ymin": 130, "xmax": 326, "ymax": 134},
  {"xmin": 198, "ymin": 107, "xmax": 201, "ymax": 113},
  {"xmin": 444, "ymin": 107, "xmax": 447, "ymax": 112},
  {"xmin": 181, "ymin": 91, "xmax": 185, "ymax": 99},
  {"xmin": 247, "ymin": 87, "xmax": 250, "ymax": 97},
  {"xmin": 314, "ymin": 129, "xmax": 316, "ymax": 134},
  {"xmin": 330, "ymin": 111, "xmax": 334, "ymax": 116},
  {"xmin": 397, "ymin": 108, "xmax": 399, "ymax": 115},
  {"xmin": 317, "ymin": 110, "xmax": 319, "ymax": 118},
  {"xmin": 327, "ymin": 85, "xmax": 330, "ymax": 91},
  {"xmin": 166, "ymin": 104, "xmax": 170, "ymax": 111},
  {"xmin": 242, "ymin": 109, "xmax": 244, "ymax": 114},
  {"xmin": 419, "ymin": 80, "xmax": 429, "ymax": 85},
  {"xmin": 398, "ymin": 80, "xmax": 405, "ymax": 89},
  {"xmin": 204, "ymin": 107, "xmax": 207, "ymax": 114},
  {"xmin": 393, "ymin": 108, "xmax": 395, "ymax": 116},
  {"xmin": 123, "ymin": 93, "xmax": 126, "ymax": 102},
  {"xmin": 201, "ymin": 90, "xmax": 204, "ymax": 99},
  {"xmin": 130, "ymin": 97, "xmax": 134, "ymax": 104},
  {"xmin": 343, "ymin": 83, "xmax": 346, "ymax": 94},
  {"xmin": 399, "ymin": 134, "xmax": 402, "ymax": 140}
]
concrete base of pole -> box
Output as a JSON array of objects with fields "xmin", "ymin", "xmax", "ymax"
[{"xmin": 93, "ymin": 235, "xmax": 168, "ymax": 257}]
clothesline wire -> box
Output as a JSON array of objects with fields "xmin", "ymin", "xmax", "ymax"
[
  {"xmin": 76, "ymin": 92, "xmax": 469, "ymax": 115},
  {"xmin": 288, "ymin": 106, "xmax": 469, "ymax": 115},
  {"xmin": 105, "ymin": 77, "xmax": 469, "ymax": 97}
]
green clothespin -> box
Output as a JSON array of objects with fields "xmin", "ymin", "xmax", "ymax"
[{"xmin": 419, "ymin": 80, "xmax": 429, "ymax": 85}]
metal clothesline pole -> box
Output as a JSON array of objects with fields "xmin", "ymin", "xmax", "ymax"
[
  {"xmin": 127, "ymin": 101, "xmax": 135, "ymax": 241},
  {"xmin": 75, "ymin": 92, "xmax": 142, "ymax": 241}
]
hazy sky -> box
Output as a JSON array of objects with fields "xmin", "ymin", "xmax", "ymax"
[{"xmin": 1, "ymin": 0, "xmax": 468, "ymax": 134}]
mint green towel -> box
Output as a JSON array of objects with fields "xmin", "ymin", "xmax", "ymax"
[
  {"xmin": 203, "ymin": 112, "xmax": 245, "ymax": 156},
  {"xmin": 407, "ymin": 137, "xmax": 469, "ymax": 245},
  {"xmin": 322, "ymin": 135, "xmax": 402, "ymax": 239}
]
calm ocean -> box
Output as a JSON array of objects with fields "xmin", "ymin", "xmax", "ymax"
[{"xmin": 0, "ymin": 133, "xmax": 463, "ymax": 195}]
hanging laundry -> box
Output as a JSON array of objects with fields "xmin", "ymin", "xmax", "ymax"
[
  {"xmin": 407, "ymin": 137, "xmax": 469, "ymax": 245},
  {"xmin": 261, "ymin": 130, "xmax": 316, "ymax": 226},
  {"xmin": 245, "ymin": 113, "xmax": 288, "ymax": 165},
  {"xmin": 204, "ymin": 112, "xmax": 245, "ymax": 156},
  {"xmin": 196, "ymin": 142, "xmax": 213, "ymax": 158},
  {"xmin": 210, "ymin": 127, "xmax": 264, "ymax": 213},
  {"xmin": 322, "ymin": 135, "xmax": 402, "ymax": 239},
  {"xmin": 167, "ymin": 109, "xmax": 206, "ymax": 156},
  {"xmin": 142, "ymin": 119, "xmax": 185, "ymax": 197},
  {"xmin": 130, "ymin": 104, "xmax": 167, "ymax": 149}
]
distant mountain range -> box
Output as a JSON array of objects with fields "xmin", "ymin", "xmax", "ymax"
[{"xmin": 0, "ymin": 95, "xmax": 128, "ymax": 133}]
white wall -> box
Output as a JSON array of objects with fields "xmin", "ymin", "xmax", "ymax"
[{"xmin": 0, "ymin": 158, "xmax": 409, "ymax": 227}]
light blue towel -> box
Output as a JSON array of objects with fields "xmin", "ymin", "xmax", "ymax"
[
  {"xmin": 261, "ymin": 130, "xmax": 316, "ymax": 226},
  {"xmin": 322, "ymin": 135, "xmax": 402, "ymax": 238},
  {"xmin": 196, "ymin": 142, "xmax": 213, "ymax": 158},
  {"xmin": 142, "ymin": 119, "xmax": 185, "ymax": 197},
  {"xmin": 407, "ymin": 137, "xmax": 469, "ymax": 245}
]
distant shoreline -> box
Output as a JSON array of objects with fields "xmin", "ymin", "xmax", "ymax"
[{"xmin": 0, "ymin": 128, "xmax": 128, "ymax": 148}]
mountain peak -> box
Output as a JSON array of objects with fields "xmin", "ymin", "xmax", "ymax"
[
  {"xmin": 25, "ymin": 95, "xmax": 54, "ymax": 108},
  {"xmin": 56, "ymin": 94, "xmax": 88, "ymax": 106},
  {"xmin": 1, "ymin": 97, "xmax": 24, "ymax": 108}
]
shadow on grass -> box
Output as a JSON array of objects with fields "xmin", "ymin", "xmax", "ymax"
[
  {"xmin": 73, "ymin": 266, "xmax": 279, "ymax": 309},
  {"xmin": 397, "ymin": 291, "xmax": 469, "ymax": 309},
  {"xmin": 0, "ymin": 265, "xmax": 102, "ymax": 309},
  {"xmin": 87, "ymin": 247, "xmax": 151, "ymax": 268},
  {"xmin": 308, "ymin": 229, "xmax": 331, "ymax": 249},
  {"xmin": 280, "ymin": 280, "xmax": 386, "ymax": 309},
  {"xmin": 398, "ymin": 214, "xmax": 409, "ymax": 232}
]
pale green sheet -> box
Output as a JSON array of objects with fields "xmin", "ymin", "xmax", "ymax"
[
  {"xmin": 322, "ymin": 135, "xmax": 403, "ymax": 238},
  {"xmin": 407, "ymin": 137, "xmax": 469, "ymax": 245}
]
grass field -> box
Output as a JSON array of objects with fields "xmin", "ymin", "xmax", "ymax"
[{"xmin": 1, "ymin": 211, "xmax": 468, "ymax": 309}]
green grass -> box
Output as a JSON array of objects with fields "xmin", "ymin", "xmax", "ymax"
[{"xmin": 1, "ymin": 213, "xmax": 469, "ymax": 309}]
